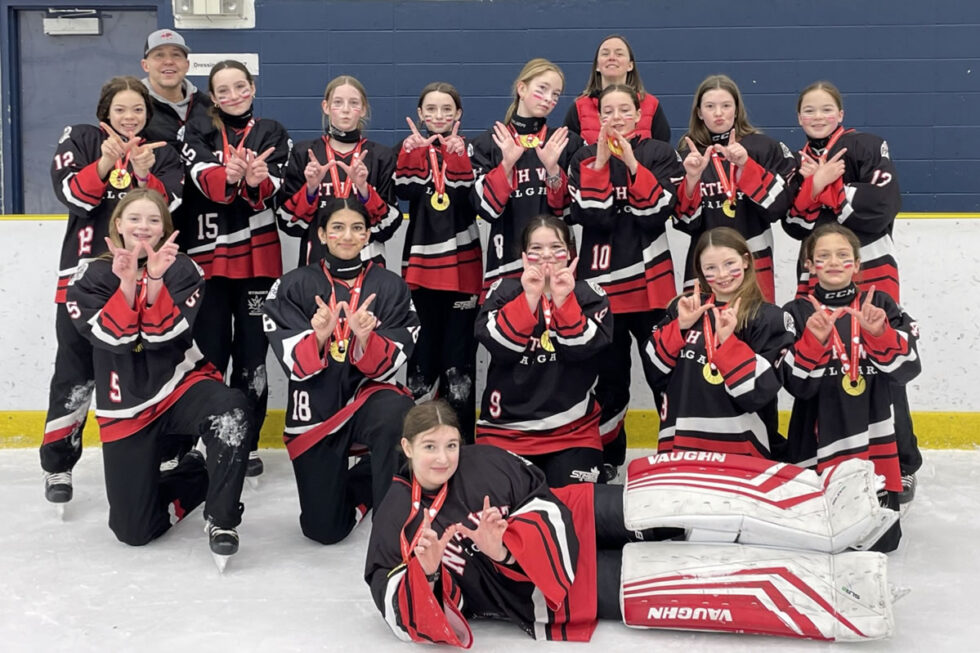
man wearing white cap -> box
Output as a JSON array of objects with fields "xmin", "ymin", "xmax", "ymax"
[{"xmin": 140, "ymin": 28, "xmax": 212, "ymax": 147}]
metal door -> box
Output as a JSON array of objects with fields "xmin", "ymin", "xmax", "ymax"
[{"xmin": 16, "ymin": 8, "xmax": 157, "ymax": 214}]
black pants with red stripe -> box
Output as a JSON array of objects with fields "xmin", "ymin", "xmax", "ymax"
[
  {"xmin": 595, "ymin": 309, "xmax": 664, "ymax": 467},
  {"xmin": 193, "ymin": 276, "xmax": 273, "ymax": 453},
  {"xmin": 407, "ymin": 287, "xmax": 478, "ymax": 442},
  {"xmin": 290, "ymin": 390, "xmax": 414, "ymax": 545},
  {"xmin": 101, "ymin": 380, "xmax": 250, "ymax": 546},
  {"xmin": 523, "ymin": 447, "xmax": 604, "ymax": 487},
  {"xmin": 40, "ymin": 304, "xmax": 94, "ymax": 474}
]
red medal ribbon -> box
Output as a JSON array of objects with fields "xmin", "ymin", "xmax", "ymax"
[
  {"xmin": 710, "ymin": 150, "xmax": 737, "ymax": 203},
  {"xmin": 323, "ymin": 137, "xmax": 364, "ymax": 199},
  {"xmin": 825, "ymin": 295, "xmax": 861, "ymax": 384},
  {"xmin": 399, "ymin": 478, "xmax": 450, "ymax": 564},
  {"xmin": 508, "ymin": 123, "xmax": 547, "ymax": 148},
  {"xmin": 803, "ymin": 125, "xmax": 851, "ymax": 161},
  {"xmin": 427, "ymin": 144, "xmax": 448, "ymax": 200},
  {"xmin": 220, "ymin": 118, "xmax": 256, "ymax": 173},
  {"xmin": 701, "ymin": 295, "xmax": 719, "ymax": 370},
  {"xmin": 321, "ymin": 261, "xmax": 367, "ymax": 351}
]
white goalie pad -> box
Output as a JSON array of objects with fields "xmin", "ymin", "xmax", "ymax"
[
  {"xmin": 624, "ymin": 452, "xmax": 897, "ymax": 553},
  {"xmin": 621, "ymin": 542, "xmax": 893, "ymax": 641}
]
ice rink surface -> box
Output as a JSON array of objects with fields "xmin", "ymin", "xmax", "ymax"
[{"xmin": 2, "ymin": 448, "xmax": 978, "ymax": 652}]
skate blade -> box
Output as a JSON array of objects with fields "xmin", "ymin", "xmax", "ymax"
[
  {"xmin": 54, "ymin": 503, "xmax": 66, "ymax": 521},
  {"xmin": 245, "ymin": 475, "xmax": 260, "ymax": 491},
  {"xmin": 212, "ymin": 553, "xmax": 231, "ymax": 573}
]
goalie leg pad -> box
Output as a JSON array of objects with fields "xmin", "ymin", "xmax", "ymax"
[
  {"xmin": 620, "ymin": 542, "xmax": 893, "ymax": 641},
  {"xmin": 623, "ymin": 452, "xmax": 898, "ymax": 553}
]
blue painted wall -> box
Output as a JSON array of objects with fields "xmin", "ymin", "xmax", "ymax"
[{"xmin": 3, "ymin": 0, "xmax": 978, "ymax": 211}]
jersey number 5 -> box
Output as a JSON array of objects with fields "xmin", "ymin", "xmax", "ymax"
[{"xmin": 109, "ymin": 371, "xmax": 122, "ymax": 403}]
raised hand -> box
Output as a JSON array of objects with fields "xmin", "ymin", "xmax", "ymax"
[
  {"xmin": 492, "ymin": 121, "xmax": 524, "ymax": 174},
  {"xmin": 130, "ymin": 139, "xmax": 167, "ymax": 181},
  {"xmin": 609, "ymin": 127, "xmax": 638, "ymax": 174},
  {"xmin": 593, "ymin": 123, "xmax": 611, "ymax": 170},
  {"xmin": 98, "ymin": 122, "xmax": 136, "ymax": 178},
  {"xmin": 550, "ymin": 257, "xmax": 578, "ymax": 307},
  {"xmin": 846, "ymin": 285, "xmax": 887, "ymax": 337},
  {"xmin": 713, "ymin": 296, "xmax": 741, "ymax": 344},
  {"xmin": 439, "ymin": 121, "xmax": 465, "ymax": 157},
  {"xmin": 144, "ymin": 230, "xmax": 180, "ymax": 280},
  {"xmin": 311, "ymin": 294, "xmax": 341, "ymax": 351},
  {"xmin": 521, "ymin": 253, "xmax": 547, "ymax": 310},
  {"xmin": 805, "ymin": 295, "xmax": 841, "ymax": 344},
  {"xmin": 799, "ymin": 151, "xmax": 819, "ymax": 179},
  {"xmin": 244, "ymin": 146, "xmax": 276, "ymax": 187},
  {"xmin": 347, "ymin": 151, "xmax": 370, "ymax": 198},
  {"xmin": 717, "ymin": 129, "xmax": 748, "ymax": 167},
  {"xmin": 456, "ymin": 496, "xmax": 509, "ymax": 563},
  {"xmin": 676, "ymin": 280, "xmax": 715, "ymax": 330},
  {"xmin": 304, "ymin": 148, "xmax": 328, "ymax": 190},
  {"xmin": 415, "ymin": 511, "xmax": 459, "ymax": 577},
  {"xmin": 535, "ymin": 125, "xmax": 569, "ymax": 176},
  {"xmin": 811, "ymin": 148, "xmax": 848, "ymax": 197},
  {"xmin": 105, "ymin": 236, "xmax": 141, "ymax": 286},
  {"xmin": 403, "ymin": 116, "xmax": 438, "ymax": 153},
  {"xmin": 224, "ymin": 146, "xmax": 249, "ymax": 185},
  {"xmin": 349, "ymin": 293, "xmax": 378, "ymax": 343},
  {"xmin": 682, "ymin": 136, "xmax": 714, "ymax": 184}
]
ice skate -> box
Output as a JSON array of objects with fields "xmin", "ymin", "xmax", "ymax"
[
  {"xmin": 44, "ymin": 471, "xmax": 72, "ymax": 519},
  {"xmin": 245, "ymin": 451, "xmax": 263, "ymax": 489},
  {"xmin": 206, "ymin": 519, "xmax": 239, "ymax": 573}
]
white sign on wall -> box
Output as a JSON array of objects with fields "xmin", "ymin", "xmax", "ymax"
[{"xmin": 187, "ymin": 53, "xmax": 259, "ymax": 77}]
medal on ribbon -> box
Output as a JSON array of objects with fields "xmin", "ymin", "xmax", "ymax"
[
  {"xmin": 711, "ymin": 150, "xmax": 737, "ymax": 218},
  {"xmin": 427, "ymin": 144, "xmax": 450, "ymax": 211},
  {"xmin": 701, "ymin": 301, "xmax": 724, "ymax": 385}
]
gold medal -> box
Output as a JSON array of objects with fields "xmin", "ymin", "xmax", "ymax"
[
  {"xmin": 430, "ymin": 193, "xmax": 450, "ymax": 211},
  {"xmin": 702, "ymin": 362, "xmax": 724, "ymax": 385},
  {"xmin": 109, "ymin": 169, "xmax": 131, "ymax": 190},
  {"xmin": 607, "ymin": 138, "xmax": 623, "ymax": 156},
  {"xmin": 518, "ymin": 134, "xmax": 541, "ymax": 149},
  {"xmin": 842, "ymin": 374, "xmax": 866, "ymax": 397},
  {"xmin": 329, "ymin": 338, "xmax": 348, "ymax": 363},
  {"xmin": 539, "ymin": 330, "xmax": 555, "ymax": 352},
  {"xmin": 722, "ymin": 198, "xmax": 736, "ymax": 218}
]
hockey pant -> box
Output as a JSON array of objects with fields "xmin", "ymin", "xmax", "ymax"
[
  {"xmin": 891, "ymin": 381, "xmax": 922, "ymax": 475},
  {"xmin": 620, "ymin": 542, "xmax": 893, "ymax": 641},
  {"xmin": 594, "ymin": 309, "xmax": 663, "ymax": 467},
  {"xmin": 101, "ymin": 380, "xmax": 251, "ymax": 546},
  {"xmin": 193, "ymin": 275, "xmax": 273, "ymax": 452},
  {"xmin": 524, "ymin": 446, "xmax": 604, "ymax": 487},
  {"xmin": 40, "ymin": 303, "xmax": 94, "ymax": 473},
  {"xmin": 290, "ymin": 389, "xmax": 414, "ymax": 544},
  {"xmin": 622, "ymin": 452, "xmax": 899, "ymax": 553},
  {"xmin": 407, "ymin": 287, "xmax": 478, "ymax": 442}
]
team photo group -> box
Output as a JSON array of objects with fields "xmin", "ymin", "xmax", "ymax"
[{"xmin": 40, "ymin": 26, "xmax": 921, "ymax": 644}]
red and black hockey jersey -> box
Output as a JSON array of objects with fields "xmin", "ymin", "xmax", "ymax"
[
  {"xmin": 65, "ymin": 254, "xmax": 222, "ymax": 442},
  {"xmin": 475, "ymin": 278, "xmax": 612, "ymax": 455},
  {"xmin": 568, "ymin": 136, "xmax": 685, "ymax": 313},
  {"xmin": 563, "ymin": 92, "xmax": 671, "ymax": 145},
  {"xmin": 365, "ymin": 444, "xmax": 599, "ymax": 645},
  {"xmin": 780, "ymin": 284, "xmax": 920, "ymax": 492},
  {"xmin": 51, "ymin": 123, "xmax": 183, "ymax": 303},
  {"xmin": 783, "ymin": 127, "xmax": 903, "ymax": 302},
  {"xmin": 674, "ymin": 133, "xmax": 797, "ymax": 303},
  {"xmin": 277, "ymin": 137, "xmax": 400, "ymax": 268},
  {"xmin": 178, "ymin": 114, "xmax": 291, "ymax": 280},
  {"xmin": 641, "ymin": 294, "xmax": 795, "ymax": 458},
  {"xmin": 261, "ymin": 261, "xmax": 419, "ymax": 459},
  {"xmin": 469, "ymin": 123, "xmax": 584, "ymax": 297},
  {"xmin": 394, "ymin": 138, "xmax": 482, "ymax": 295}
]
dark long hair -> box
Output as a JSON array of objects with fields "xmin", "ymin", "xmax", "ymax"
[{"xmin": 96, "ymin": 76, "xmax": 153, "ymax": 127}]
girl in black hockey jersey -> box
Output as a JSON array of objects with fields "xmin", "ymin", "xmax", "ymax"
[
  {"xmin": 262, "ymin": 199, "xmax": 418, "ymax": 544},
  {"xmin": 470, "ymin": 58, "xmax": 583, "ymax": 298},
  {"xmin": 780, "ymin": 224, "xmax": 920, "ymax": 534},
  {"xmin": 563, "ymin": 34, "xmax": 671, "ymax": 144},
  {"xmin": 179, "ymin": 60, "xmax": 291, "ymax": 477},
  {"xmin": 641, "ymin": 227, "xmax": 794, "ymax": 459},
  {"xmin": 568, "ymin": 84, "xmax": 685, "ymax": 476},
  {"xmin": 475, "ymin": 216, "xmax": 612, "ymax": 486},
  {"xmin": 395, "ymin": 83, "xmax": 481, "ymax": 440},
  {"xmin": 278, "ymin": 75, "xmax": 399, "ymax": 267},
  {"xmin": 675, "ymin": 74, "xmax": 796, "ymax": 303},
  {"xmin": 784, "ymin": 81, "xmax": 922, "ymax": 502},
  {"xmin": 65, "ymin": 188, "xmax": 251, "ymax": 558},
  {"xmin": 42, "ymin": 75, "xmax": 183, "ymax": 505},
  {"xmin": 366, "ymin": 399, "xmax": 673, "ymax": 646}
]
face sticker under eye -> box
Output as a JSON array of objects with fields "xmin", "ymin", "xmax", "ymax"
[
  {"xmin": 526, "ymin": 252, "xmax": 542, "ymax": 263},
  {"xmin": 553, "ymin": 250, "xmax": 569, "ymax": 261},
  {"xmin": 728, "ymin": 268, "xmax": 743, "ymax": 279}
]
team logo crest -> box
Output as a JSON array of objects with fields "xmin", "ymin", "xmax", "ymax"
[
  {"xmin": 247, "ymin": 292, "xmax": 266, "ymax": 316},
  {"xmin": 880, "ymin": 141, "xmax": 890, "ymax": 158},
  {"xmin": 783, "ymin": 311, "xmax": 796, "ymax": 335},
  {"xmin": 780, "ymin": 142, "xmax": 794, "ymax": 159},
  {"xmin": 588, "ymin": 280, "xmax": 606, "ymax": 296},
  {"xmin": 266, "ymin": 279, "xmax": 280, "ymax": 300},
  {"xmin": 58, "ymin": 126, "xmax": 72, "ymax": 144}
]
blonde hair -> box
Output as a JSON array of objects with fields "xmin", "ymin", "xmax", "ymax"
[
  {"xmin": 680, "ymin": 74, "xmax": 759, "ymax": 151},
  {"xmin": 322, "ymin": 75, "xmax": 371, "ymax": 131},
  {"xmin": 504, "ymin": 58, "xmax": 565, "ymax": 124},
  {"xmin": 106, "ymin": 188, "xmax": 174, "ymax": 251}
]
